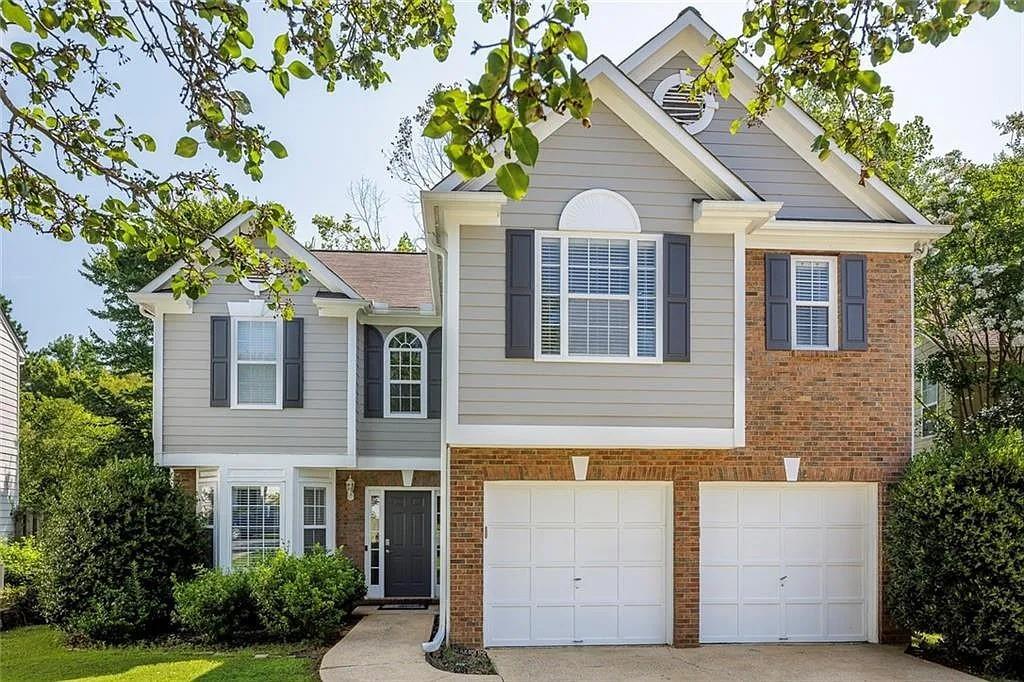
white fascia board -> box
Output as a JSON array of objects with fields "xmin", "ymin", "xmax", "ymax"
[
  {"xmin": 361, "ymin": 311, "xmax": 442, "ymax": 327},
  {"xmin": 138, "ymin": 210, "xmax": 362, "ymax": 298},
  {"xmin": 448, "ymin": 424, "xmax": 736, "ymax": 449},
  {"xmin": 159, "ymin": 452, "xmax": 357, "ymax": 468},
  {"xmin": 128, "ymin": 291, "xmax": 194, "ymax": 314},
  {"xmin": 448, "ymin": 57, "xmax": 758, "ymax": 202},
  {"xmin": 748, "ymin": 220, "xmax": 951, "ymax": 253},
  {"xmin": 313, "ymin": 297, "xmax": 368, "ymax": 317},
  {"xmin": 620, "ymin": 10, "xmax": 931, "ymax": 225},
  {"xmin": 356, "ymin": 456, "xmax": 441, "ymax": 471},
  {"xmin": 694, "ymin": 200, "xmax": 784, "ymax": 234}
]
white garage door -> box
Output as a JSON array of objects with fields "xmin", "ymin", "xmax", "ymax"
[
  {"xmin": 484, "ymin": 482, "xmax": 670, "ymax": 646},
  {"xmin": 700, "ymin": 483, "xmax": 877, "ymax": 643}
]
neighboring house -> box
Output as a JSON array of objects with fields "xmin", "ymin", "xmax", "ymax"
[
  {"xmin": 0, "ymin": 307, "xmax": 25, "ymax": 538},
  {"xmin": 134, "ymin": 8, "xmax": 950, "ymax": 650},
  {"xmin": 914, "ymin": 338, "xmax": 944, "ymax": 453}
]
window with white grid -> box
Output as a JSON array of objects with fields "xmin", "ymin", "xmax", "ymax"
[
  {"xmin": 919, "ymin": 376, "xmax": 940, "ymax": 437},
  {"xmin": 385, "ymin": 329, "xmax": 425, "ymax": 417},
  {"xmin": 233, "ymin": 318, "xmax": 281, "ymax": 407},
  {"xmin": 537, "ymin": 233, "xmax": 660, "ymax": 361},
  {"xmin": 791, "ymin": 257, "xmax": 837, "ymax": 350},
  {"xmin": 302, "ymin": 486, "xmax": 327, "ymax": 554},
  {"xmin": 230, "ymin": 485, "xmax": 281, "ymax": 569}
]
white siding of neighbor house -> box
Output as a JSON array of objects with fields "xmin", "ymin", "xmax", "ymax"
[
  {"xmin": 464, "ymin": 101, "xmax": 734, "ymax": 428},
  {"xmin": 0, "ymin": 321, "xmax": 19, "ymax": 537},
  {"xmin": 356, "ymin": 324, "xmax": 441, "ymax": 464},
  {"xmin": 161, "ymin": 277, "xmax": 349, "ymax": 456},
  {"xmin": 638, "ymin": 52, "xmax": 870, "ymax": 222}
]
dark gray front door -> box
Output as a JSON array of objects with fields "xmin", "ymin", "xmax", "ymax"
[{"xmin": 384, "ymin": 490, "xmax": 432, "ymax": 597}]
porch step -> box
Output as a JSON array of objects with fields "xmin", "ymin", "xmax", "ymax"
[{"xmin": 359, "ymin": 597, "xmax": 438, "ymax": 606}]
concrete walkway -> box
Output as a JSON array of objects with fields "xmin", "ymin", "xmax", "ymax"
[{"xmin": 319, "ymin": 606, "xmax": 500, "ymax": 681}]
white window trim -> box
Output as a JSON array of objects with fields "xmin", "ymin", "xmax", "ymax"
[
  {"xmin": 790, "ymin": 255, "xmax": 839, "ymax": 351},
  {"xmin": 230, "ymin": 316, "xmax": 284, "ymax": 410},
  {"xmin": 383, "ymin": 327, "xmax": 427, "ymax": 418},
  {"xmin": 534, "ymin": 230, "xmax": 663, "ymax": 363},
  {"xmin": 301, "ymin": 485, "xmax": 329, "ymax": 554},
  {"xmin": 918, "ymin": 376, "xmax": 940, "ymax": 438},
  {"xmin": 652, "ymin": 70, "xmax": 719, "ymax": 135},
  {"xmin": 226, "ymin": 481, "xmax": 284, "ymax": 570}
]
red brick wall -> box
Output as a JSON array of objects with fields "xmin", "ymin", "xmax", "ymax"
[
  {"xmin": 447, "ymin": 251, "xmax": 913, "ymax": 647},
  {"xmin": 170, "ymin": 468, "xmax": 197, "ymax": 495},
  {"xmin": 334, "ymin": 470, "xmax": 440, "ymax": 569}
]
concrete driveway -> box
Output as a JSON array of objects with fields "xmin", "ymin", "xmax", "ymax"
[{"xmin": 488, "ymin": 643, "xmax": 978, "ymax": 681}]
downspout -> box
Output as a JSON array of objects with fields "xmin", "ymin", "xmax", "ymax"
[
  {"xmin": 909, "ymin": 241, "xmax": 930, "ymax": 456},
  {"xmin": 423, "ymin": 208, "xmax": 449, "ymax": 654}
]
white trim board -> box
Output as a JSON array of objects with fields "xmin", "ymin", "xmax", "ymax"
[
  {"xmin": 448, "ymin": 424, "xmax": 736, "ymax": 449},
  {"xmin": 159, "ymin": 452, "xmax": 357, "ymax": 468}
]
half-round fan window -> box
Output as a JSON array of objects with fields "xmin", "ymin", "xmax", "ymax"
[{"xmin": 653, "ymin": 71, "xmax": 719, "ymax": 134}]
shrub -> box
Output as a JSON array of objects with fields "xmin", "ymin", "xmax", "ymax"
[
  {"xmin": 886, "ymin": 429, "xmax": 1024, "ymax": 675},
  {"xmin": 0, "ymin": 537, "xmax": 44, "ymax": 628},
  {"xmin": 250, "ymin": 548, "xmax": 366, "ymax": 642},
  {"xmin": 173, "ymin": 568, "xmax": 261, "ymax": 643},
  {"xmin": 38, "ymin": 458, "xmax": 205, "ymax": 643}
]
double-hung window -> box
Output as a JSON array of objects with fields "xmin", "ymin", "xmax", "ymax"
[
  {"xmin": 385, "ymin": 329, "xmax": 426, "ymax": 417},
  {"xmin": 791, "ymin": 256, "xmax": 838, "ymax": 350},
  {"xmin": 537, "ymin": 233, "xmax": 661, "ymax": 361},
  {"xmin": 919, "ymin": 376, "xmax": 939, "ymax": 437},
  {"xmin": 302, "ymin": 486, "xmax": 328, "ymax": 554},
  {"xmin": 197, "ymin": 484, "xmax": 216, "ymax": 568},
  {"xmin": 232, "ymin": 318, "xmax": 283, "ymax": 408}
]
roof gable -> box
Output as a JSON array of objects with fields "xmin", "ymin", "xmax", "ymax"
[
  {"xmin": 619, "ymin": 8, "xmax": 929, "ymax": 224},
  {"xmin": 0, "ymin": 308, "xmax": 25, "ymax": 358},
  {"xmin": 311, "ymin": 251, "xmax": 432, "ymax": 309}
]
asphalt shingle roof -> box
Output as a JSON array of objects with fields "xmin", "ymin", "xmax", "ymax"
[{"xmin": 310, "ymin": 250, "xmax": 432, "ymax": 309}]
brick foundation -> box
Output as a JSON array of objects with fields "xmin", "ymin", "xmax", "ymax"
[{"xmin": 448, "ymin": 251, "xmax": 912, "ymax": 648}]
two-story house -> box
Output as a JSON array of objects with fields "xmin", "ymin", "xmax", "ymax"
[{"xmin": 135, "ymin": 8, "xmax": 949, "ymax": 650}]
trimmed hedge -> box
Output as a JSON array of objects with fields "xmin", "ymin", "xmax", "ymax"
[
  {"xmin": 0, "ymin": 537, "xmax": 43, "ymax": 628},
  {"xmin": 38, "ymin": 458, "xmax": 205, "ymax": 642},
  {"xmin": 173, "ymin": 568, "xmax": 261, "ymax": 643},
  {"xmin": 885, "ymin": 429, "xmax": 1024, "ymax": 675}
]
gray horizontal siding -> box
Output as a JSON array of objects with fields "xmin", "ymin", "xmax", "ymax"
[
  {"xmin": 162, "ymin": 278, "xmax": 348, "ymax": 455},
  {"xmin": 487, "ymin": 102, "xmax": 709, "ymax": 232},
  {"xmin": 0, "ymin": 324, "xmax": 19, "ymax": 536},
  {"xmin": 639, "ymin": 53, "xmax": 869, "ymax": 221},
  {"xmin": 458, "ymin": 226, "xmax": 734, "ymax": 428},
  {"xmin": 356, "ymin": 324, "xmax": 441, "ymax": 463}
]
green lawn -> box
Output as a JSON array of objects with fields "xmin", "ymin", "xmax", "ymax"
[{"xmin": 0, "ymin": 626, "xmax": 320, "ymax": 681}]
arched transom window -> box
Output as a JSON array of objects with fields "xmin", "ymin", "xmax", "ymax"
[{"xmin": 385, "ymin": 328, "xmax": 426, "ymax": 418}]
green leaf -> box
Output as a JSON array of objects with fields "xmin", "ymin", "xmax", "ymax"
[
  {"xmin": 10, "ymin": 41, "xmax": 33, "ymax": 58},
  {"xmin": 174, "ymin": 136, "xmax": 199, "ymax": 158},
  {"xmin": 137, "ymin": 133, "xmax": 156, "ymax": 152},
  {"xmin": 1, "ymin": 0, "xmax": 32, "ymax": 31},
  {"xmin": 423, "ymin": 117, "xmax": 452, "ymax": 139},
  {"xmin": 495, "ymin": 162, "xmax": 529, "ymax": 200},
  {"xmin": 267, "ymin": 140, "xmax": 288, "ymax": 159},
  {"xmin": 729, "ymin": 118, "xmax": 742, "ymax": 135},
  {"xmin": 566, "ymin": 30, "xmax": 587, "ymax": 61},
  {"xmin": 856, "ymin": 69, "xmax": 882, "ymax": 94},
  {"xmin": 237, "ymin": 29, "xmax": 254, "ymax": 49},
  {"xmin": 270, "ymin": 70, "xmax": 290, "ymax": 97},
  {"xmin": 38, "ymin": 6, "xmax": 57, "ymax": 28},
  {"xmin": 287, "ymin": 60, "xmax": 314, "ymax": 79},
  {"xmin": 274, "ymin": 33, "xmax": 290, "ymax": 56},
  {"xmin": 1005, "ymin": 0, "xmax": 1024, "ymax": 10},
  {"xmin": 509, "ymin": 126, "xmax": 539, "ymax": 167}
]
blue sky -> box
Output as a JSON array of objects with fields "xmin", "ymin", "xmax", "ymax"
[{"xmin": 2, "ymin": 1, "xmax": 1022, "ymax": 350}]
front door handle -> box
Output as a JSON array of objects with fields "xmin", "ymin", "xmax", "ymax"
[{"xmin": 573, "ymin": 577, "xmax": 582, "ymax": 582}]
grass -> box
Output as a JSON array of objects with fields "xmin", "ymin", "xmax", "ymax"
[{"xmin": 0, "ymin": 626, "xmax": 322, "ymax": 681}]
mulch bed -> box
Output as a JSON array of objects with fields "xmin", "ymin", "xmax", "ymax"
[{"xmin": 425, "ymin": 615, "xmax": 496, "ymax": 675}]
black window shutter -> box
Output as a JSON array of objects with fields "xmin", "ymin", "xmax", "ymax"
[
  {"xmin": 505, "ymin": 229, "xmax": 535, "ymax": 358},
  {"xmin": 210, "ymin": 316, "xmax": 230, "ymax": 406},
  {"xmin": 764, "ymin": 253, "xmax": 792, "ymax": 350},
  {"xmin": 283, "ymin": 318, "xmax": 303, "ymax": 407},
  {"xmin": 427, "ymin": 328, "xmax": 442, "ymax": 418},
  {"xmin": 364, "ymin": 325, "xmax": 384, "ymax": 418},
  {"xmin": 840, "ymin": 254, "xmax": 868, "ymax": 350},
  {"xmin": 664, "ymin": 234, "xmax": 691, "ymax": 362}
]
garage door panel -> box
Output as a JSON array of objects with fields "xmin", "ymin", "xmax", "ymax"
[
  {"xmin": 740, "ymin": 527, "xmax": 780, "ymax": 561},
  {"xmin": 575, "ymin": 488, "xmax": 618, "ymax": 524},
  {"xmin": 575, "ymin": 527, "xmax": 618, "ymax": 563},
  {"xmin": 701, "ymin": 565, "xmax": 739, "ymax": 601},
  {"xmin": 533, "ymin": 527, "xmax": 573, "ymax": 563},
  {"xmin": 488, "ymin": 567, "xmax": 531, "ymax": 603},
  {"xmin": 487, "ymin": 487, "xmax": 531, "ymax": 524},
  {"xmin": 532, "ymin": 488, "xmax": 574, "ymax": 524},
  {"xmin": 485, "ymin": 483, "xmax": 669, "ymax": 647},
  {"xmin": 489, "ymin": 527, "xmax": 531, "ymax": 564},
  {"xmin": 620, "ymin": 526, "xmax": 664, "ymax": 562},
  {"xmin": 740, "ymin": 488, "xmax": 780, "ymax": 524},
  {"xmin": 701, "ymin": 484, "xmax": 874, "ymax": 644},
  {"xmin": 533, "ymin": 566, "xmax": 573, "ymax": 602},
  {"xmin": 701, "ymin": 527, "xmax": 738, "ymax": 562},
  {"xmin": 487, "ymin": 605, "xmax": 531, "ymax": 644},
  {"xmin": 621, "ymin": 566, "xmax": 664, "ymax": 603},
  {"xmin": 575, "ymin": 566, "xmax": 618, "ymax": 603}
]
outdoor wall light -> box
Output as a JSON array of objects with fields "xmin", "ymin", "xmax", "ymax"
[{"xmin": 345, "ymin": 476, "xmax": 355, "ymax": 502}]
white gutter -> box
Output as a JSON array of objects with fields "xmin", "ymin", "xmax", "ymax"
[{"xmin": 422, "ymin": 209, "xmax": 449, "ymax": 654}]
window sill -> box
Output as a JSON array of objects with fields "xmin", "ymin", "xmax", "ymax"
[
  {"xmin": 230, "ymin": 404, "xmax": 284, "ymax": 410},
  {"xmin": 534, "ymin": 355, "xmax": 663, "ymax": 364},
  {"xmin": 383, "ymin": 413, "xmax": 427, "ymax": 419}
]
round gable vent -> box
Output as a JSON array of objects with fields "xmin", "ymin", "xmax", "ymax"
[{"xmin": 653, "ymin": 71, "xmax": 719, "ymax": 134}]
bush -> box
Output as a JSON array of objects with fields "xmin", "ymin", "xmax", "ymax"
[
  {"xmin": 173, "ymin": 568, "xmax": 261, "ymax": 643},
  {"xmin": 38, "ymin": 458, "xmax": 205, "ymax": 643},
  {"xmin": 250, "ymin": 548, "xmax": 366, "ymax": 642},
  {"xmin": 886, "ymin": 429, "xmax": 1024, "ymax": 675},
  {"xmin": 0, "ymin": 537, "xmax": 44, "ymax": 628}
]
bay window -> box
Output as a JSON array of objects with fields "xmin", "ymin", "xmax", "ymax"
[{"xmin": 537, "ymin": 233, "xmax": 661, "ymax": 361}]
